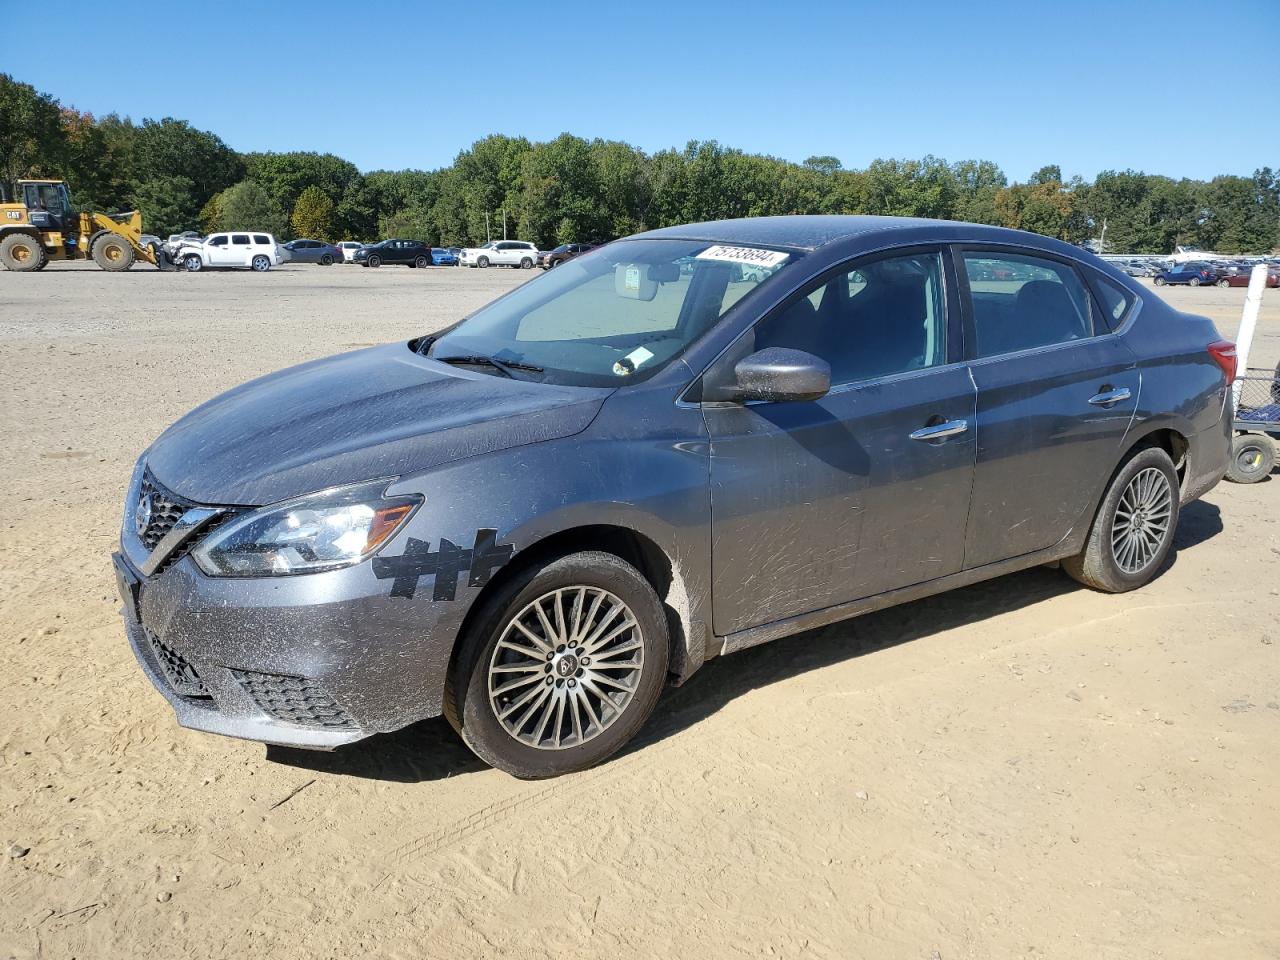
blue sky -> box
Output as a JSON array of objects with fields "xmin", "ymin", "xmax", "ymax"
[{"xmin": 8, "ymin": 0, "xmax": 1276, "ymax": 181}]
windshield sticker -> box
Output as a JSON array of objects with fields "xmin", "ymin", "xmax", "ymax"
[
  {"xmin": 612, "ymin": 346, "xmax": 655, "ymax": 377},
  {"xmin": 695, "ymin": 245, "xmax": 790, "ymax": 269},
  {"xmin": 623, "ymin": 265, "xmax": 642, "ymax": 292}
]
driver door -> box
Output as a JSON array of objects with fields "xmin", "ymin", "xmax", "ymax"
[{"xmin": 702, "ymin": 248, "xmax": 977, "ymax": 638}]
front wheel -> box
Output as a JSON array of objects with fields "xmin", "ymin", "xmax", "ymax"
[
  {"xmin": 1225, "ymin": 433, "xmax": 1275, "ymax": 483},
  {"xmin": 1154, "ymin": 277, "xmax": 1165, "ymax": 286},
  {"xmin": 182, "ymin": 254, "xmax": 202, "ymax": 272},
  {"xmin": 1217, "ymin": 278, "xmax": 1230, "ymax": 288},
  {"xmin": 367, "ymin": 255, "xmax": 381, "ymax": 268},
  {"xmin": 1062, "ymin": 446, "xmax": 1180, "ymax": 593},
  {"xmin": 251, "ymin": 254, "xmax": 271, "ymax": 272},
  {"xmin": 445, "ymin": 551, "xmax": 670, "ymax": 779}
]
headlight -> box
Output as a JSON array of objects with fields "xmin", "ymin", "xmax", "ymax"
[{"xmin": 193, "ymin": 480, "xmax": 420, "ymax": 577}]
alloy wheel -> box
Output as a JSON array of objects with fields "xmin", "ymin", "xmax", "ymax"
[
  {"xmin": 1111, "ymin": 466, "xmax": 1173, "ymax": 574},
  {"xmin": 487, "ymin": 586, "xmax": 644, "ymax": 751}
]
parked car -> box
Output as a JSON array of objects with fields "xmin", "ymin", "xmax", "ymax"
[
  {"xmin": 1216, "ymin": 270, "xmax": 1280, "ymax": 289},
  {"xmin": 283, "ymin": 239, "xmax": 343, "ymax": 265},
  {"xmin": 336, "ymin": 241, "xmax": 363, "ymax": 263},
  {"xmin": 112, "ymin": 215, "xmax": 1234, "ymax": 778},
  {"xmin": 171, "ymin": 232, "xmax": 282, "ymax": 272},
  {"xmin": 539, "ymin": 242, "xmax": 598, "ymax": 269},
  {"xmin": 431, "ymin": 247, "xmax": 458, "ymax": 266},
  {"xmin": 460, "ymin": 240, "xmax": 539, "ymax": 269},
  {"xmin": 446, "ymin": 247, "xmax": 463, "ymax": 263},
  {"xmin": 1154, "ymin": 262, "xmax": 1218, "ymax": 286},
  {"xmin": 353, "ymin": 239, "xmax": 432, "ymax": 268}
]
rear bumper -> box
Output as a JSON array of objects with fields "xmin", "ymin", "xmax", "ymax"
[{"xmin": 1182, "ymin": 401, "xmax": 1232, "ymax": 503}]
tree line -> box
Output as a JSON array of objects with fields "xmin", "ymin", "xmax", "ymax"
[{"xmin": 2, "ymin": 73, "xmax": 1277, "ymax": 254}]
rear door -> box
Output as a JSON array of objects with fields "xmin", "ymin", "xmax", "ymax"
[
  {"xmin": 704, "ymin": 247, "xmax": 977, "ymax": 637},
  {"xmin": 957, "ymin": 247, "xmax": 1139, "ymax": 568}
]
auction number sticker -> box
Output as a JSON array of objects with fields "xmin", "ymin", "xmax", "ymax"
[{"xmin": 695, "ymin": 245, "xmax": 790, "ymax": 268}]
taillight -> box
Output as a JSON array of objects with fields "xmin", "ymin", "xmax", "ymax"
[{"xmin": 1208, "ymin": 340, "xmax": 1237, "ymax": 384}]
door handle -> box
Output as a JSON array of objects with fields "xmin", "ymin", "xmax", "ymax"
[
  {"xmin": 909, "ymin": 419, "xmax": 969, "ymax": 442},
  {"xmin": 1088, "ymin": 387, "xmax": 1131, "ymax": 407}
]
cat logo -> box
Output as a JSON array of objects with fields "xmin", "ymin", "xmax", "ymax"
[{"xmin": 5, "ymin": 211, "xmax": 21, "ymax": 220}]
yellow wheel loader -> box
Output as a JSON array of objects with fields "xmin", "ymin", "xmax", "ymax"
[{"xmin": 0, "ymin": 179, "xmax": 175, "ymax": 272}]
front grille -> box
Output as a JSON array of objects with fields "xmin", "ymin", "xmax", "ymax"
[
  {"xmin": 231, "ymin": 670, "xmax": 357, "ymax": 729},
  {"xmin": 147, "ymin": 631, "xmax": 211, "ymax": 698},
  {"xmin": 137, "ymin": 470, "xmax": 198, "ymax": 549}
]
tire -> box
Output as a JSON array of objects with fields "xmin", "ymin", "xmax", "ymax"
[
  {"xmin": 1217, "ymin": 278, "xmax": 1230, "ymax": 288},
  {"xmin": 0, "ymin": 233, "xmax": 46, "ymax": 272},
  {"xmin": 320, "ymin": 254, "xmax": 333, "ymax": 265},
  {"xmin": 367, "ymin": 255, "xmax": 381, "ymax": 268},
  {"xmin": 251, "ymin": 254, "xmax": 271, "ymax": 272},
  {"xmin": 182, "ymin": 254, "xmax": 202, "ymax": 272},
  {"xmin": 1154, "ymin": 277, "xmax": 1165, "ymax": 286},
  {"xmin": 477, "ymin": 255, "xmax": 490, "ymax": 268},
  {"xmin": 445, "ymin": 551, "xmax": 670, "ymax": 779},
  {"xmin": 414, "ymin": 255, "xmax": 428, "ymax": 268},
  {"xmin": 1062, "ymin": 446, "xmax": 1180, "ymax": 593},
  {"xmin": 91, "ymin": 232, "xmax": 135, "ymax": 272},
  {"xmin": 1189, "ymin": 277, "xmax": 1200, "ymax": 287},
  {"xmin": 1225, "ymin": 433, "xmax": 1275, "ymax": 484},
  {"xmin": 520, "ymin": 257, "xmax": 533, "ymax": 269}
]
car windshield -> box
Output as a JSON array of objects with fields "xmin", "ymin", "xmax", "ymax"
[{"xmin": 426, "ymin": 238, "xmax": 799, "ymax": 386}]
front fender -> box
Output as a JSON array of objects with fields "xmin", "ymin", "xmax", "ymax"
[{"xmin": 374, "ymin": 384, "xmax": 713, "ymax": 707}]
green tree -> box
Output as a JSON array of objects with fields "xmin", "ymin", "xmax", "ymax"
[
  {"xmin": 291, "ymin": 184, "xmax": 335, "ymax": 240},
  {"xmin": 215, "ymin": 180, "xmax": 287, "ymax": 236},
  {"xmin": 0, "ymin": 73, "xmax": 66, "ymax": 185}
]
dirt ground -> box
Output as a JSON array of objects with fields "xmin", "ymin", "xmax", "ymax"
[{"xmin": 1, "ymin": 260, "xmax": 1278, "ymax": 960}]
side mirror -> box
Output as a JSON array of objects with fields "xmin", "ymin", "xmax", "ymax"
[{"xmin": 727, "ymin": 347, "xmax": 830, "ymax": 403}]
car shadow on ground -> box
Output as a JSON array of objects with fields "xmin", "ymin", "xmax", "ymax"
[{"xmin": 266, "ymin": 500, "xmax": 1224, "ymax": 784}]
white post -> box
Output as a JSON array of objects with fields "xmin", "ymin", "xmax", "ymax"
[{"xmin": 1232, "ymin": 263, "xmax": 1268, "ymax": 407}]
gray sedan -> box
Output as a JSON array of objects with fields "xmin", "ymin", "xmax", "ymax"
[
  {"xmin": 282, "ymin": 239, "xmax": 342, "ymax": 265},
  {"xmin": 113, "ymin": 216, "xmax": 1234, "ymax": 778}
]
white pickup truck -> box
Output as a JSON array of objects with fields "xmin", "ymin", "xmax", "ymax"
[
  {"xmin": 171, "ymin": 232, "xmax": 283, "ymax": 272},
  {"xmin": 459, "ymin": 240, "xmax": 539, "ymax": 269}
]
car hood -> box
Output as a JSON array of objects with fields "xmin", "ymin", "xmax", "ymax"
[{"xmin": 146, "ymin": 344, "xmax": 610, "ymax": 505}]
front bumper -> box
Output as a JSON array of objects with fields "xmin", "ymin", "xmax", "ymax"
[{"xmin": 113, "ymin": 543, "xmax": 470, "ymax": 750}]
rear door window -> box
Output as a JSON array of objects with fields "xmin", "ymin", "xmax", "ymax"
[
  {"xmin": 254, "ymin": 235, "xmax": 272, "ymax": 245},
  {"xmin": 1090, "ymin": 273, "xmax": 1135, "ymax": 329},
  {"xmin": 961, "ymin": 251, "xmax": 1096, "ymax": 357}
]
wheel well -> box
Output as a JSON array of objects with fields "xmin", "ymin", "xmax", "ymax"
[
  {"xmin": 449, "ymin": 525, "xmax": 686, "ymax": 681},
  {"xmin": 0, "ymin": 226, "xmax": 42, "ymax": 242},
  {"xmin": 1132, "ymin": 427, "xmax": 1189, "ymax": 484}
]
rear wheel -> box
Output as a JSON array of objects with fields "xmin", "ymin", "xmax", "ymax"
[
  {"xmin": 91, "ymin": 233, "xmax": 135, "ymax": 272},
  {"xmin": 1189, "ymin": 277, "xmax": 1201, "ymax": 287},
  {"xmin": 1063, "ymin": 446, "xmax": 1180, "ymax": 593},
  {"xmin": 445, "ymin": 551, "xmax": 669, "ymax": 779},
  {"xmin": 251, "ymin": 254, "xmax": 271, "ymax": 272},
  {"xmin": 414, "ymin": 255, "xmax": 428, "ymax": 268},
  {"xmin": 477, "ymin": 255, "xmax": 490, "ymax": 268},
  {"xmin": 320, "ymin": 253, "xmax": 333, "ymax": 265},
  {"xmin": 1225, "ymin": 433, "xmax": 1275, "ymax": 484},
  {"xmin": 520, "ymin": 257, "xmax": 533, "ymax": 269},
  {"xmin": 0, "ymin": 233, "xmax": 46, "ymax": 272}
]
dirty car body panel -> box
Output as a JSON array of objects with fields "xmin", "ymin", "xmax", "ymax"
[{"xmin": 113, "ymin": 216, "xmax": 1233, "ymax": 762}]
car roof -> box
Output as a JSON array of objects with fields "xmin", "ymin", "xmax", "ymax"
[{"xmin": 628, "ymin": 214, "xmax": 1085, "ymax": 257}]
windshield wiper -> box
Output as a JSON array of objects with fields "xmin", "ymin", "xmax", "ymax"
[{"xmin": 435, "ymin": 354, "xmax": 544, "ymax": 379}]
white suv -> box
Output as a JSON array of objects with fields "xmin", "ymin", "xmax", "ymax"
[
  {"xmin": 173, "ymin": 232, "xmax": 283, "ymax": 272},
  {"xmin": 336, "ymin": 241, "xmax": 363, "ymax": 263},
  {"xmin": 459, "ymin": 240, "xmax": 539, "ymax": 269}
]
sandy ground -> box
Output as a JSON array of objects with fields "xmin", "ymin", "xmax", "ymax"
[{"xmin": 1, "ymin": 261, "xmax": 1278, "ymax": 960}]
